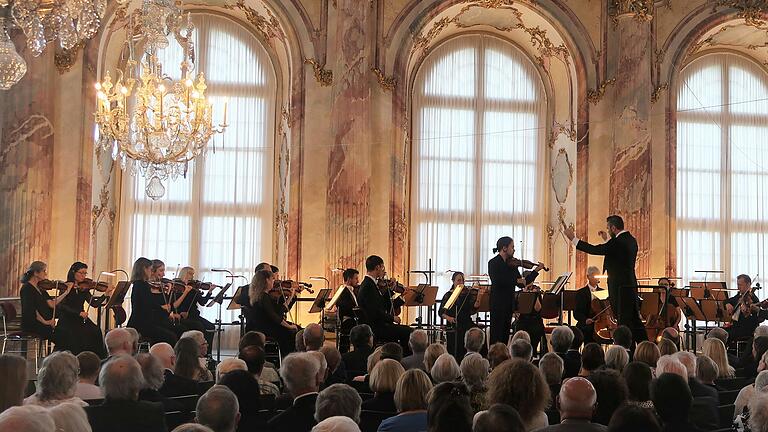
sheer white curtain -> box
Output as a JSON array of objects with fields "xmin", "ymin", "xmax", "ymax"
[
  {"xmin": 410, "ymin": 35, "xmax": 547, "ymax": 293},
  {"xmin": 117, "ymin": 13, "xmax": 276, "ymax": 347},
  {"xmin": 677, "ymin": 53, "xmax": 768, "ymax": 290}
]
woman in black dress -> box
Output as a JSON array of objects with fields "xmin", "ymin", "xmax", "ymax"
[
  {"xmin": 245, "ymin": 269, "xmax": 297, "ymax": 356},
  {"xmin": 56, "ymin": 262, "xmax": 107, "ymax": 357},
  {"xmin": 439, "ymin": 272, "xmax": 481, "ymax": 359},
  {"xmin": 19, "ymin": 261, "xmax": 71, "ymax": 347},
  {"xmin": 175, "ymin": 266, "xmax": 215, "ymax": 353},
  {"xmin": 126, "ymin": 257, "xmax": 178, "ymax": 345}
]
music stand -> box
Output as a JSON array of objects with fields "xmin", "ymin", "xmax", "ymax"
[
  {"xmin": 404, "ymin": 284, "xmax": 438, "ymax": 328},
  {"xmin": 326, "ymin": 285, "xmax": 347, "ymax": 310},
  {"xmin": 443, "ymin": 285, "xmax": 466, "ymax": 310},
  {"xmin": 476, "ymin": 286, "xmax": 491, "ymax": 313},
  {"xmin": 226, "ymin": 286, "xmax": 245, "ymax": 310},
  {"xmin": 104, "ymin": 281, "xmax": 131, "ymax": 329},
  {"xmin": 639, "ymin": 291, "xmax": 661, "ymax": 317},
  {"xmin": 515, "ymin": 291, "xmax": 538, "ymax": 315},
  {"xmin": 690, "ymin": 281, "xmax": 729, "ymax": 301},
  {"xmin": 309, "ymin": 289, "xmax": 332, "ymax": 314}
]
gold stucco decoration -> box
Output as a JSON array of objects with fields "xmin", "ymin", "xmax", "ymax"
[
  {"xmin": 304, "ymin": 58, "xmax": 333, "ymax": 86},
  {"xmin": 586, "ymin": 78, "xmax": 616, "ymax": 105},
  {"xmin": 372, "ymin": 67, "xmax": 397, "ymax": 91},
  {"xmin": 609, "ymin": 0, "xmax": 655, "ymax": 23},
  {"xmin": 54, "ymin": 41, "xmax": 85, "ymax": 74},
  {"xmin": 224, "ymin": 0, "xmax": 286, "ymax": 44},
  {"xmin": 651, "ymin": 82, "xmax": 668, "ymax": 104},
  {"xmin": 712, "ymin": 0, "xmax": 768, "ymax": 29}
]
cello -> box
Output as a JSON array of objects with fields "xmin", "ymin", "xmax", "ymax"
[{"xmin": 591, "ymin": 297, "xmax": 618, "ymax": 341}]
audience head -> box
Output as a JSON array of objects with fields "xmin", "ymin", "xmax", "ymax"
[
  {"xmin": 551, "ymin": 326, "xmax": 575, "ymax": 353},
  {"xmin": 633, "ymin": 341, "xmax": 660, "ymax": 368},
  {"xmin": 657, "ymin": 338, "xmax": 677, "ymax": 356},
  {"xmin": 460, "ymin": 353, "xmax": 489, "ymax": 389},
  {"xmin": 172, "ymin": 425, "xmax": 214, "ymax": 432},
  {"xmin": 424, "ymin": 343, "xmax": 447, "ymax": 371},
  {"xmin": 124, "ymin": 328, "xmax": 140, "ymax": 354},
  {"xmin": 661, "ymin": 327, "xmax": 680, "ymax": 348},
  {"xmin": 581, "ymin": 343, "xmax": 605, "ymax": 373},
  {"xmin": 0, "ymin": 354, "xmax": 27, "ymax": 412},
  {"xmin": 217, "ymin": 370, "xmax": 261, "ymax": 411},
  {"xmin": 349, "ymin": 324, "xmax": 373, "ymax": 351},
  {"xmin": 706, "ymin": 327, "xmax": 729, "ymax": 346},
  {"xmin": 295, "ymin": 329, "xmax": 306, "ymax": 352},
  {"xmin": 366, "ymin": 347, "xmax": 383, "ymax": 374},
  {"xmin": 588, "ymin": 369, "xmax": 628, "ymax": 425},
  {"xmin": 409, "ymin": 330, "xmax": 428, "ymax": 354},
  {"xmin": 395, "ymin": 369, "xmax": 432, "ymax": 413},
  {"xmin": 238, "ymin": 331, "xmax": 266, "ymax": 351},
  {"xmin": 464, "ymin": 327, "xmax": 485, "ymax": 353},
  {"xmin": 656, "ymin": 355, "xmax": 688, "ymax": 382},
  {"xmin": 180, "ymin": 330, "xmax": 207, "ymax": 357},
  {"xmin": 749, "ymin": 391, "xmax": 768, "ymax": 432},
  {"xmin": 35, "ymin": 351, "xmax": 79, "ymax": 402},
  {"xmin": 605, "ymin": 345, "xmax": 629, "ymax": 372},
  {"xmin": 136, "ymin": 353, "xmax": 165, "ymax": 391},
  {"xmin": 756, "ymin": 326, "xmax": 768, "ymax": 339},
  {"xmin": 557, "ymin": 377, "xmax": 597, "ymax": 421},
  {"xmin": 215, "ymin": 358, "xmax": 247, "ymax": 382},
  {"xmin": 570, "ymin": 326, "xmax": 584, "ymax": 350},
  {"xmin": 673, "ymin": 351, "xmax": 696, "ymax": 378},
  {"xmin": 174, "ymin": 337, "xmax": 203, "ymax": 380},
  {"xmin": 509, "ymin": 339, "xmax": 532, "ymax": 362},
  {"xmin": 100, "ymin": 355, "xmax": 144, "ymax": 401},
  {"xmin": 315, "ymin": 384, "xmax": 361, "ymax": 423},
  {"xmin": 510, "ymin": 330, "xmax": 531, "ymax": 344},
  {"xmin": 701, "ymin": 338, "xmax": 731, "ymax": 378},
  {"xmin": 105, "ymin": 327, "xmax": 133, "ymax": 356},
  {"xmin": 0, "ymin": 405, "xmax": 55, "ymax": 432},
  {"xmin": 281, "ymin": 352, "xmax": 321, "ymax": 396},
  {"xmin": 312, "ymin": 416, "xmax": 361, "ymax": 432},
  {"xmin": 431, "ymin": 353, "xmax": 460, "ymax": 384},
  {"xmin": 380, "ymin": 342, "xmax": 404, "ymax": 362},
  {"xmin": 76, "ymin": 351, "xmax": 100, "ymax": 384},
  {"xmin": 427, "ymin": 382, "xmax": 473, "ymax": 432},
  {"xmin": 473, "ymin": 403, "xmax": 525, "ymax": 432},
  {"xmin": 539, "ymin": 352, "xmax": 565, "ymax": 386},
  {"xmin": 370, "ymin": 358, "xmax": 405, "ymax": 394},
  {"xmin": 47, "ymin": 402, "xmax": 92, "ymax": 432},
  {"xmin": 320, "ymin": 346, "xmax": 342, "ymax": 376},
  {"xmin": 308, "ymin": 351, "xmax": 328, "ymax": 386},
  {"xmin": 488, "ymin": 342, "xmax": 511, "ymax": 369},
  {"xmin": 623, "ymin": 361, "xmax": 652, "ymax": 402},
  {"xmin": 696, "ymin": 355, "xmax": 719, "ymax": 385},
  {"xmin": 756, "ymin": 370, "xmax": 768, "ymax": 390},
  {"xmin": 196, "ymin": 385, "xmax": 240, "ymax": 432},
  {"xmin": 487, "ymin": 359, "xmax": 550, "ymax": 425},
  {"xmin": 238, "ymin": 345, "xmax": 266, "ymax": 377},
  {"xmin": 753, "ymin": 336, "xmax": 768, "ymax": 361},
  {"xmin": 303, "ymin": 323, "xmax": 325, "ymax": 351},
  {"xmin": 612, "ymin": 326, "xmax": 633, "ymax": 351},
  {"xmin": 149, "ymin": 342, "xmax": 176, "ymax": 370},
  {"xmin": 607, "ymin": 403, "xmax": 661, "ymax": 432},
  {"xmin": 652, "ymin": 373, "xmax": 692, "ymax": 423}
]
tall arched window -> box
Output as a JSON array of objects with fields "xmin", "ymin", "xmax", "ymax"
[
  {"xmin": 410, "ymin": 35, "xmax": 547, "ymax": 290},
  {"xmin": 677, "ymin": 53, "xmax": 768, "ymax": 286},
  {"xmin": 119, "ymin": 13, "xmax": 275, "ymax": 296}
]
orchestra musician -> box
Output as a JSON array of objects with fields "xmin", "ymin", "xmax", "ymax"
[
  {"xmin": 176, "ymin": 266, "xmax": 216, "ymax": 354},
  {"xmin": 574, "ymin": 266, "xmax": 605, "ymax": 344},
  {"xmin": 245, "ymin": 268, "xmax": 297, "ymax": 356},
  {"xmin": 335, "ymin": 268, "xmax": 360, "ymax": 353},
  {"xmin": 357, "ymin": 255, "xmax": 412, "ymax": 353},
  {"xmin": 656, "ymin": 277, "xmax": 682, "ymax": 330},
  {"xmin": 126, "ymin": 257, "xmax": 179, "ymax": 345},
  {"xmin": 563, "ymin": 215, "xmax": 648, "ymax": 344},
  {"xmin": 725, "ymin": 274, "xmax": 767, "ymax": 343},
  {"xmin": 439, "ymin": 271, "xmax": 482, "ymax": 359},
  {"xmin": 487, "ymin": 237, "xmax": 544, "ymax": 345},
  {"xmin": 515, "ymin": 273, "xmax": 546, "ymax": 357},
  {"xmin": 19, "ymin": 261, "xmax": 71, "ymax": 347},
  {"xmin": 238, "ymin": 262, "xmax": 277, "ymax": 311},
  {"xmin": 55, "ymin": 262, "xmax": 107, "ymax": 358}
]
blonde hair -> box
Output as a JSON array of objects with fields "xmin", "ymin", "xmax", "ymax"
[
  {"xmin": 0, "ymin": 354, "xmax": 27, "ymax": 412},
  {"xmin": 605, "ymin": 345, "xmax": 629, "ymax": 372},
  {"xmin": 657, "ymin": 338, "xmax": 678, "ymax": 357},
  {"xmin": 48, "ymin": 402, "xmax": 92, "ymax": 432},
  {"xmin": 509, "ymin": 330, "xmax": 531, "ymax": 345},
  {"xmin": 178, "ymin": 267, "xmax": 195, "ymax": 283},
  {"xmin": 394, "ymin": 369, "xmax": 433, "ymax": 412},
  {"xmin": 634, "ymin": 341, "xmax": 661, "ymax": 368},
  {"xmin": 431, "ymin": 353, "xmax": 461, "ymax": 384},
  {"xmin": 370, "ymin": 359, "xmax": 405, "ymax": 393},
  {"xmin": 366, "ymin": 346, "xmax": 383, "ymax": 374},
  {"xmin": 487, "ymin": 359, "xmax": 550, "ymax": 424},
  {"xmin": 424, "ymin": 343, "xmax": 447, "ymax": 371},
  {"xmin": 702, "ymin": 338, "xmax": 735, "ymax": 378}
]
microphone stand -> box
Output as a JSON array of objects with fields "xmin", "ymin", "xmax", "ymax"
[{"xmin": 211, "ymin": 268, "xmax": 237, "ymax": 361}]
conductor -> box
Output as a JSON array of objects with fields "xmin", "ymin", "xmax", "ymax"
[{"xmin": 563, "ymin": 215, "xmax": 648, "ymax": 344}]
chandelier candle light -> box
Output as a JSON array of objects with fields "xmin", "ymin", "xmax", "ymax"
[{"xmin": 94, "ymin": 0, "xmax": 227, "ymax": 200}]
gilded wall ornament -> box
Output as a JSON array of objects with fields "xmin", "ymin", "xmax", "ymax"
[
  {"xmin": 372, "ymin": 67, "xmax": 397, "ymax": 91},
  {"xmin": 224, "ymin": 0, "xmax": 286, "ymax": 44},
  {"xmin": 712, "ymin": 0, "xmax": 768, "ymax": 28},
  {"xmin": 651, "ymin": 82, "xmax": 668, "ymax": 103},
  {"xmin": 54, "ymin": 41, "xmax": 85, "ymax": 74},
  {"xmin": 609, "ymin": 0, "xmax": 655, "ymax": 23},
  {"xmin": 587, "ymin": 78, "xmax": 616, "ymax": 104},
  {"xmin": 304, "ymin": 58, "xmax": 333, "ymax": 86}
]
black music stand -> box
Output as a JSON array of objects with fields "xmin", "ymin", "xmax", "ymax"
[
  {"xmin": 309, "ymin": 288, "xmax": 332, "ymax": 314},
  {"xmin": 404, "ymin": 284, "xmax": 438, "ymax": 328},
  {"xmin": 515, "ymin": 292, "xmax": 538, "ymax": 315},
  {"xmin": 226, "ymin": 286, "xmax": 245, "ymax": 310},
  {"xmin": 104, "ymin": 281, "xmax": 131, "ymax": 329}
]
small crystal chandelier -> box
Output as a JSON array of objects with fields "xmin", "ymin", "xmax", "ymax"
[
  {"xmin": 0, "ymin": 16, "xmax": 27, "ymax": 90},
  {"xmin": 93, "ymin": 0, "xmax": 227, "ymax": 200},
  {"xmin": 8, "ymin": 0, "xmax": 106, "ymax": 57}
]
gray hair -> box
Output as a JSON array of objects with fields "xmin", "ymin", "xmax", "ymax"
[
  {"xmin": 587, "ymin": 266, "xmax": 600, "ymax": 277},
  {"xmin": 509, "ymin": 339, "xmax": 532, "ymax": 361},
  {"xmin": 47, "ymin": 402, "xmax": 92, "ymax": 432},
  {"xmin": 215, "ymin": 358, "xmax": 247, "ymax": 382},
  {"xmin": 749, "ymin": 391, "xmax": 768, "ymax": 432},
  {"xmin": 696, "ymin": 355, "xmax": 719, "ymax": 384},
  {"xmin": 104, "ymin": 328, "xmax": 133, "ymax": 355},
  {"xmin": 100, "ymin": 354, "xmax": 145, "ymax": 400},
  {"xmin": 538, "ymin": 352, "xmax": 564, "ymax": 385},
  {"xmin": 181, "ymin": 330, "xmax": 206, "ymax": 347},
  {"xmin": 125, "ymin": 328, "xmax": 139, "ymax": 354},
  {"xmin": 674, "ymin": 351, "xmax": 696, "ymax": 377},
  {"xmin": 136, "ymin": 353, "xmax": 165, "ymax": 391},
  {"xmin": 464, "ymin": 327, "xmax": 485, "ymax": 353},
  {"xmin": 706, "ymin": 327, "xmax": 728, "ymax": 345},
  {"xmin": 551, "ymin": 326, "xmax": 574, "ymax": 352},
  {"xmin": 605, "ymin": 345, "xmax": 629, "ymax": 372},
  {"xmin": 756, "ymin": 326, "xmax": 768, "ymax": 338},
  {"xmin": 460, "ymin": 353, "xmax": 489, "ymax": 389},
  {"xmin": 36, "ymin": 351, "xmax": 79, "ymax": 401},
  {"xmin": 196, "ymin": 385, "xmax": 239, "ymax": 432},
  {"xmin": 756, "ymin": 370, "xmax": 768, "ymax": 391},
  {"xmin": 281, "ymin": 353, "xmax": 321, "ymax": 394},
  {"xmin": 656, "ymin": 356, "xmax": 687, "ymax": 382},
  {"xmin": 171, "ymin": 425, "xmax": 214, "ymax": 432},
  {"xmin": 314, "ymin": 384, "xmax": 362, "ymax": 423},
  {"xmin": 431, "ymin": 353, "xmax": 461, "ymax": 383},
  {"xmin": 0, "ymin": 405, "xmax": 55, "ymax": 432},
  {"xmin": 409, "ymin": 330, "xmax": 428, "ymax": 353}
]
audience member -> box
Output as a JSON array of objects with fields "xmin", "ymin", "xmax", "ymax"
[
  {"xmin": 551, "ymin": 326, "xmax": 579, "ymax": 378},
  {"xmin": 150, "ymin": 342, "xmax": 198, "ymax": 397},
  {"xmin": 381, "ymin": 342, "xmax": 404, "ymax": 362},
  {"xmin": 651, "ymin": 373, "xmax": 700, "ymax": 432},
  {"xmin": 320, "ymin": 346, "xmax": 346, "ymax": 386},
  {"xmin": 104, "ymin": 328, "xmax": 134, "ymax": 358},
  {"xmin": 312, "ymin": 416, "xmax": 361, "ymax": 432},
  {"xmin": 539, "ymin": 352, "xmax": 564, "ymax": 409},
  {"xmin": 180, "ymin": 330, "xmax": 211, "ymax": 377},
  {"xmin": 0, "ymin": 405, "xmax": 55, "ymax": 432},
  {"xmin": 656, "ymin": 355, "xmax": 687, "ymax": 381},
  {"xmin": 308, "ymin": 351, "xmax": 329, "ymax": 390},
  {"xmin": 661, "ymin": 327, "xmax": 680, "ymax": 350},
  {"xmin": 606, "ymin": 404, "xmax": 661, "ymax": 432},
  {"xmin": 48, "ymin": 402, "xmax": 93, "ymax": 432},
  {"xmin": 734, "ymin": 370, "xmax": 768, "ymax": 419},
  {"xmin": 510, "ymin": 339, "xmax": 533, "ymax": 362},
  {"xmin": 538, "ymin": 377, "xmax": 605, "ymax": 432},
  {"xmin": 465, "ymin": 327, "xmax": 486, "ymax": 356},
  {"xmin": 487, "ymin": 359, "xmax": 550, "ymax": 431},
  {"xmin": 473, "ymin": 403, "xmax": 525, "ymax": 432},
  {"xmin": 379, "ymin": 369, "xmax": 432, "ymax": 432},
  {"xmin": 125, "ymin": 328, "xmax": 140, "ymax": 355},
  {"xmin": 756, "ymin": 325, "xmax": 768, "ymax": 338},
  {"xmin": 623, "ymin": 361, "xmax": 654, "ymax": 409},
  {"xmin": 748, "ymin": 391, "xmax": 768, "ymax": 432},
  {"xmin": 657, "ymin": 338, "xmax": 678, "ymax": 357},
  {"xmin": 314, "ymin": 383, "xmax": 361, "ymax": 423},
  {"xmin": 136, "ymin": 353, "xmax": 177, "ymax": 411},
  {"xmin": 217, "ymin": 370, "xmax": 263, "ymax": 431},
  {"xmin": 427, "ymin": 382, "xmax": 472, "ymax": 432},
  {"xmin": 510, "ymin": 330, "xmax": 531, "ymax": 345},
  {"xmin": 675, "ymin": 351, "xmax": 718, "ymax": 400},
  {"xmin": 268, "ymin": 352, "xmax": 321, "ymax": 431},
  {"xmin": 215, "ymin": 358, "xmax": 247, "ymax": 382},
  {"xmin": 487, "ymin": 342, "xmax": 511, "ymax": 369},
  {"xmin": 569, "ymin": 326, "xmax": 584, "ymax": 352},
  {"xmin": 402, "ymin": 330, "xmax": 428, "ymax": 371},
  {"xmin": 656, "ymin": 354, "xmax": 718, "ymax": 429},
  {"xmin": 0, "ymin": 354, "xmax": 28, "ymax": 412},
  {"xmin": 587, "ymin": 369, "xmax": 627, "ymax": 426},
  {"xmin": 85, "ymin": 355, "xmax": 166, "ymax": 432},
  {"xmin": 706, "ymin": 327, "xmax": 740, "ymax": 368},
  {"xmin": 196, "ymin": 385, "xmax": 240, "ymax": 432},
  {"xmin": 740, "ymin": 336, "xmax": 768, "ymax": 379},
  {"xmin": 172, "ymin": 425, "xmax": 214, "ymax": 432},
  {"xmin": 239, "ymin": 345, "xmax": 280, "ymax": 396},
  {"xmin": 424, "ymin": 343, "xmax": 447, "ymax": 373},
  {"xmin": 304, "ymin": 323, "xmax": 325, "ymax": 351},
  {"xmin": 25, "ymin": 351, "xmax": 86, "ymax": 407},
  {"xmin": 363, "ymin": 358, "xmax": 405, "ymax": 413},
  {"xmin": 695, "ymin": 355, "xmax": 720, "ymax": 391},
  {"xmin": 605, "ymin": 345, "xmax": 629, "ymax": 373},
  {"xmin": 461, "ymin": 353, "xmax": 490, "ymax": 412},
  {"xmin": 236, "ymin": 331, "xmax": 279, "ymax": 383},
  {"xmin": 296, "ymin": 328, "xmax": 307, "ymax": 352},
  {"xmin": 431, "ymin": 352, "xmax": 461, "ymax": 384},
  {"xmin": 633, "ymin": 341, "xmax": 660, "ymax": 369},
  {"xmin": 75, "ymin": 351, "xmax": 103, "ymax": 400},
  {"xmin": 579, "ymin": 343, "xmax": 605, "ymax": 377},
  {"xmin": 343, "ymin": 324, "xmax": 374, "ymax": 374},
  {"xmin": 612, "ymin": 326, "xmax": 634, "ymax": 354},
  {"xmin": 175, "ymin": 337, "xmax": 211, "ymax": 382}
]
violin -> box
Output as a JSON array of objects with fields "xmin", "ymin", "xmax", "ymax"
[
  {"xmin": 505, "ymin": 257, "xmax": 550, "ymax": 272},
  {"xmin": 270, "ymin": 279, "xmax": 315, "ymax": 295},
  {"xmin": 38, "ymin": 279, "xmax": 71, "ymax": 291},
  {"xmin": 378, "ymin": 275, "xmax": 406, "ymax": 316},
  {"xmin": 76, "ymin": 278, "xmax": 109, "ymax": 292},
  {"xmin": 735, "ymin": 283, "xmax": 766, "ymax": 319}
]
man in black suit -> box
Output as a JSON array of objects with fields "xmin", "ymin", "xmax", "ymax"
[
  {"xmin": 356, "ymin": 255, "xmax": 412, "ymax": 352},
  {"xmin": 268, "ymin": 352, "xmax": 321, "ymax": 432},
  {"xmin": 563, "ymin": 215, "xmax": 647, "ymax": 344},
  {"xmin": 341, "ymin": 324, "xmax": 374, "ymax": 375},
  {"xmin": 149, "ymin": 342, "xmax": 199, "ymax": 397},
  {"xmin": 487, "ymin": 236, "xmax": 544, "ymax": 344},
  {"xmin": 574, "ymin": 266, "xmax": 605, "ymax": 344},
  {"xmin": 335, "ymin": 268, "xmax": 360, "ymax": 353},
  {"xmin": 725, "ymin": 274, "xmax": 768, "ymax": 343},
  {"xmin": 86, "ymin": 355, "xmax": 167, "ymax": 432}
]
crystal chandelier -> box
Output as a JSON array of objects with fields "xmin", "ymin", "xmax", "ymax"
[
  {"xmin": 93, "ymin": 0, "xmax": 227, "ymax": 200},
  {"xmin": 0, "ymin": 17, "xmax": 26, "ymax": 90}
]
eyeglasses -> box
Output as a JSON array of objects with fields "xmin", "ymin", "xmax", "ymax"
[{"xmin": 76, "ymin": 270, "xmax": 88, "ymax": 275}]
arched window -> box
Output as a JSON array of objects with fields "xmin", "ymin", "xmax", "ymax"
[
  {"xmin": 676, "ymin": 53, "xmax": 768, "ymax": 286},
  {"xmin": 410, "ymin": 35, "xmax": 547, "ymax": 290},
  {"xmin": 119, "ymin": 13, "xmax": 275, "ymax": 288}
]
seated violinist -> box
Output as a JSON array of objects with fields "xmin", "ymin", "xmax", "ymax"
[
  {"xmin": 725, "ymin": 274, "xmax": 768, "ymax": 343},
  {"xmin": 245, "ymin": 269, "xmax": 297, "ymax": 356},
  {"xmin": 439, "ymin": 271, "xmax": 482, "ymax": 358},
  {"xmin": 515, "ymin": 274, "xmax": 546, "ymax": 357},
  {"xmin": 19, "ymin": 261, "xmax": 72, "ymax": 347},
  {"xmin": 174, "ymin": 266, "xmax": 216, "ymax": 353},
  {"xmin": 656, "ymin": 277, "xmax": 682, "ymax": 330},
  {"xmin": 356, "ymin": 255, "xmax": 412, "ymax": 353},
  {"xmin": 126, "ymin": 257, "xmax": 178, "ymax": 345},
  {"xmin": 55, "ymin": 262, "xmax": 107, "ymax": 358},
  {"xmin": 574, "ymin": 266, "xmax": 605, "ymax": 344},
  {"xmin": 335, "ymin": 269, "xmax": 361, "ymax": 345}
]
